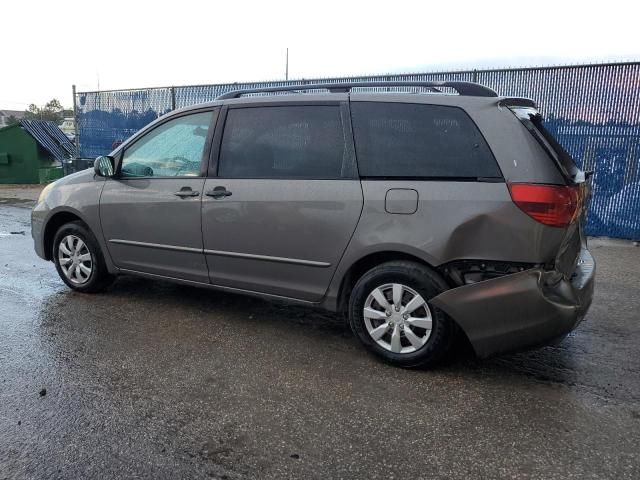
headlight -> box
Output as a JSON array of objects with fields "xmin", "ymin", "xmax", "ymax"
[{"xmin": 38, "ymin": 181, "xmax": 56, "ymax": 203}]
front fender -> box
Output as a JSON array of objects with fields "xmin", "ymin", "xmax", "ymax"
[{"xmin": 31, "ymin": 172, "xmax": 117, "ymax": 274}]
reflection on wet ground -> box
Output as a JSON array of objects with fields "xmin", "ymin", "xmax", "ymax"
[{"xmin": 1, "ymin": 202, "xmax": 639, "ymax": 479}]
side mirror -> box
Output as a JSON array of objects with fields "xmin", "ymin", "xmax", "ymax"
[{"xmin": 94, "ymin": 156, "xmax": 115, "ymax": 177}]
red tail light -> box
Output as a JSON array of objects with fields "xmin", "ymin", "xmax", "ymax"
[{"xmin": 508, "ymin": 183, "xmax": 580, "ymax": 227}]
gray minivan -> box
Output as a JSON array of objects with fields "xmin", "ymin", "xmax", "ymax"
[{"xmin": 32, "ymin": 81, "xmax": 595, "ymax": 367}]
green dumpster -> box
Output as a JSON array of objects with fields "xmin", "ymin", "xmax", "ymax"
[{"xmin": 0, "ymin": 121, "xmax": 74, "ymax": 184}]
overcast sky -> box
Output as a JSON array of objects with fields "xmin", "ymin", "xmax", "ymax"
[{"xmin": 2, "ymin": 0, "xmax": 639, "ymax": 110}]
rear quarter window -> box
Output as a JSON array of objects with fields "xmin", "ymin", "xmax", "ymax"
[{"xmin": 351, "ymin": 102, "xmax": 502, "ymax": 179}]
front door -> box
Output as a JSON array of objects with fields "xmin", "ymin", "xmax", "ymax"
[
  {"xmin": 202, "ymin": 103, "xmax": 363, "ymax": 301},
  {"xmin": 100, "ymin": 110, "xmax": 216, "ymax": 283}
]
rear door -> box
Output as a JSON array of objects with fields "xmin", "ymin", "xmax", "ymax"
[
  {"xmin": 201, "ymin": 102, "xmax": 363, "ymax": 301},
  {"xmin": 100, "ymin": 109, "xmax": 217, "ymax": 283}
]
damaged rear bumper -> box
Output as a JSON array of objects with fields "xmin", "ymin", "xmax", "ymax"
[{"xmin": 431, "ymin": 248, "xmax": 595, "ymax": 358}]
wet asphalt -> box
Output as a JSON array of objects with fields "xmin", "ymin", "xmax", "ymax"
[{"xmin": 0, "ymin": 196, "xmax": 639, "ymax": 480}]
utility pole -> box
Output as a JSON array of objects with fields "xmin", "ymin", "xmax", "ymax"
[
  {"xmin": 72, "ymin": 84, "xmax": 80, "ymax": 158},
  {"xmin": 285, "ymin": 48, "xmax": 289, "ymax": 81}
]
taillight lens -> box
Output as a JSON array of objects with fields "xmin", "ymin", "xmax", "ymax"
[{"xmin": 508, "ymin": 183, "xmax": 580, "ymax": 227}]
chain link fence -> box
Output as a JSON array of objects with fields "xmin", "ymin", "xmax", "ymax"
[{"xmin": 75, "ymin": 63, "xmax": 640, "ymax": 239}]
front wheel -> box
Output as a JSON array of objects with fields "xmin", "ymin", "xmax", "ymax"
[
  {"xmin": 348, "ymin": 261, "xmax": 455, "ymax": 368},
  {"xmin": 53, "ymin": 221, "xmax": 114, "ymax": 293}
]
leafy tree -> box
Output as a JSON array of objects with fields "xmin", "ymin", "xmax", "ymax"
[
  {"xmin": 26, "ymin": 104, "xmax": 39, "ymax": 117},
  {"xmin": 24, "ymin": 99, "xmax": 65, "ymax": 122},
  {"xmin": 45, "ymin": 99, "xmax": 63, "ymax": 112}
]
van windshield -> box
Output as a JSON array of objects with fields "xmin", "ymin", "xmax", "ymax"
[{"xmin": 511, "ymin": 107, "xmax": 582, "ymax": 183}]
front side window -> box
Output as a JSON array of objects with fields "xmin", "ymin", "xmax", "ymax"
[
  {"xmin": 351, "ymin": 102, "xmax": 502, "ymax": 179},
  {"xmin": 218, "ymin": 106, "xmax": 348, "ymax": 179},
  {"xmin": 121, "ymin": 111, "xmax": 213, "ymax": 177}
]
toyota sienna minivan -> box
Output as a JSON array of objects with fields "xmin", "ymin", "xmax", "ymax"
[{"xmin": 32, "ymin": 81, "xmax": 595, "ymax": 367}]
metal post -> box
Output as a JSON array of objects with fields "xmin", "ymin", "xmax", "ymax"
[
  {"xmin": 171, "ymin": 86, "xmax": 176, "ymax": 110},
  {"xmin": 72, "ymin": 84, "xmax": 80, "ymax": 161},
  {"xmin": 285, "ymin": 48, "xmax": 289, "ymax": 81}
]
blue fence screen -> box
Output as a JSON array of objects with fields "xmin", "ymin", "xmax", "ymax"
[{"xmin": 76, "ymin": 63, "xmax": 640, "ymax": 239}]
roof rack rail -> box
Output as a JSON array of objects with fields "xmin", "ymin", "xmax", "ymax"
[{"xmin": 216, "ymin": 81, "xmax": 498, "ymax": 100}]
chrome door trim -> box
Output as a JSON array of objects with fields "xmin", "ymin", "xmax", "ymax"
[
  {"xmin": 203, "ymin": 249, "xmax": 331, "ymax": 268},
  {"xmin": 109, "ymin": 239, "xmax": 331, "ymax": 267},
  {"xmin": 108, "ymin": 239, "xmax": 202, "ymax": 254}
]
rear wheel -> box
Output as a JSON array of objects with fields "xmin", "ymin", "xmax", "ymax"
[
  {"xmin": 53, "ymin": 221, "xmax": 114, "ymax": 293},
  {"xmin": 348, "ymin": 261, "xmax": 455, "ymax": 368}
]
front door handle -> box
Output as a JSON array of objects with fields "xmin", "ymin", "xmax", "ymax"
[
  {"xmin": 174, "ymin": 187, "xmax": 200, "ymax": 198},
  {"xmin": 206, "ymin": 186, "xmax": 232, "ymax": 199}
]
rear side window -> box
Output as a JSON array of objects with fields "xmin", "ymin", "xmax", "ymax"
[
  {"xmin": 351, "ymin": 102, "xmax": 501, "ymax": 179},
  {"xmin": 218, "ymin": 106, "xmax": 350, "ymax": 179}
]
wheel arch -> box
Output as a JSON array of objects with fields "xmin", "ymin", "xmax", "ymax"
[
  {"xmin": 42, "ymin": 208, "xmax": 91, "ymax": 261},
  {"xmin": 332, "ymin": 249, "xmax": 448, "ymax": 315}
]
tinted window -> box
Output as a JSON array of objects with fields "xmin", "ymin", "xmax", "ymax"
[
  {"xmin": 121, "ymin": 111, "xmax": 213, "ymax": 177},
  {"xmin": 218, "ymin": 106, "xmax": 348, "ymax": 179},
  {"xmin": 351, "ymin": 102, "xmax": 501, "ymax": 179}
]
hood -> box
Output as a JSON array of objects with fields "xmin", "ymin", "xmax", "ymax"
[{"xmin": 51, "ymin": 167, "xmax": 98, "ymax": 187}]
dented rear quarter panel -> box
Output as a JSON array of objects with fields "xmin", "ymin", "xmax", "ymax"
[{"xmin": 323, "ymin": 180, "xmax": 569, "ymax": 309}]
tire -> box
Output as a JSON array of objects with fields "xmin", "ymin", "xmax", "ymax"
[
  {"xmin": 52, "ymin": 221, "xmax": 115, "ymax": 293},
  {"xmin": 348, "ymin": 261, "xmax": 455, "ymax": 368}
]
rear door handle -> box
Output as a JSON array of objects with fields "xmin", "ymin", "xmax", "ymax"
[
  {"xmin": 206, "ymin": 186, "xmax": 232, "ymax": 199},
  {"xmin": 174, "ymin": 187, "xmax": 200, "ymax": 198}
]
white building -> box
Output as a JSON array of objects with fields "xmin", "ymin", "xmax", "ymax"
[{"xmin": 59, "ymin": 117, "xmax": 76, "ymax": 138}]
